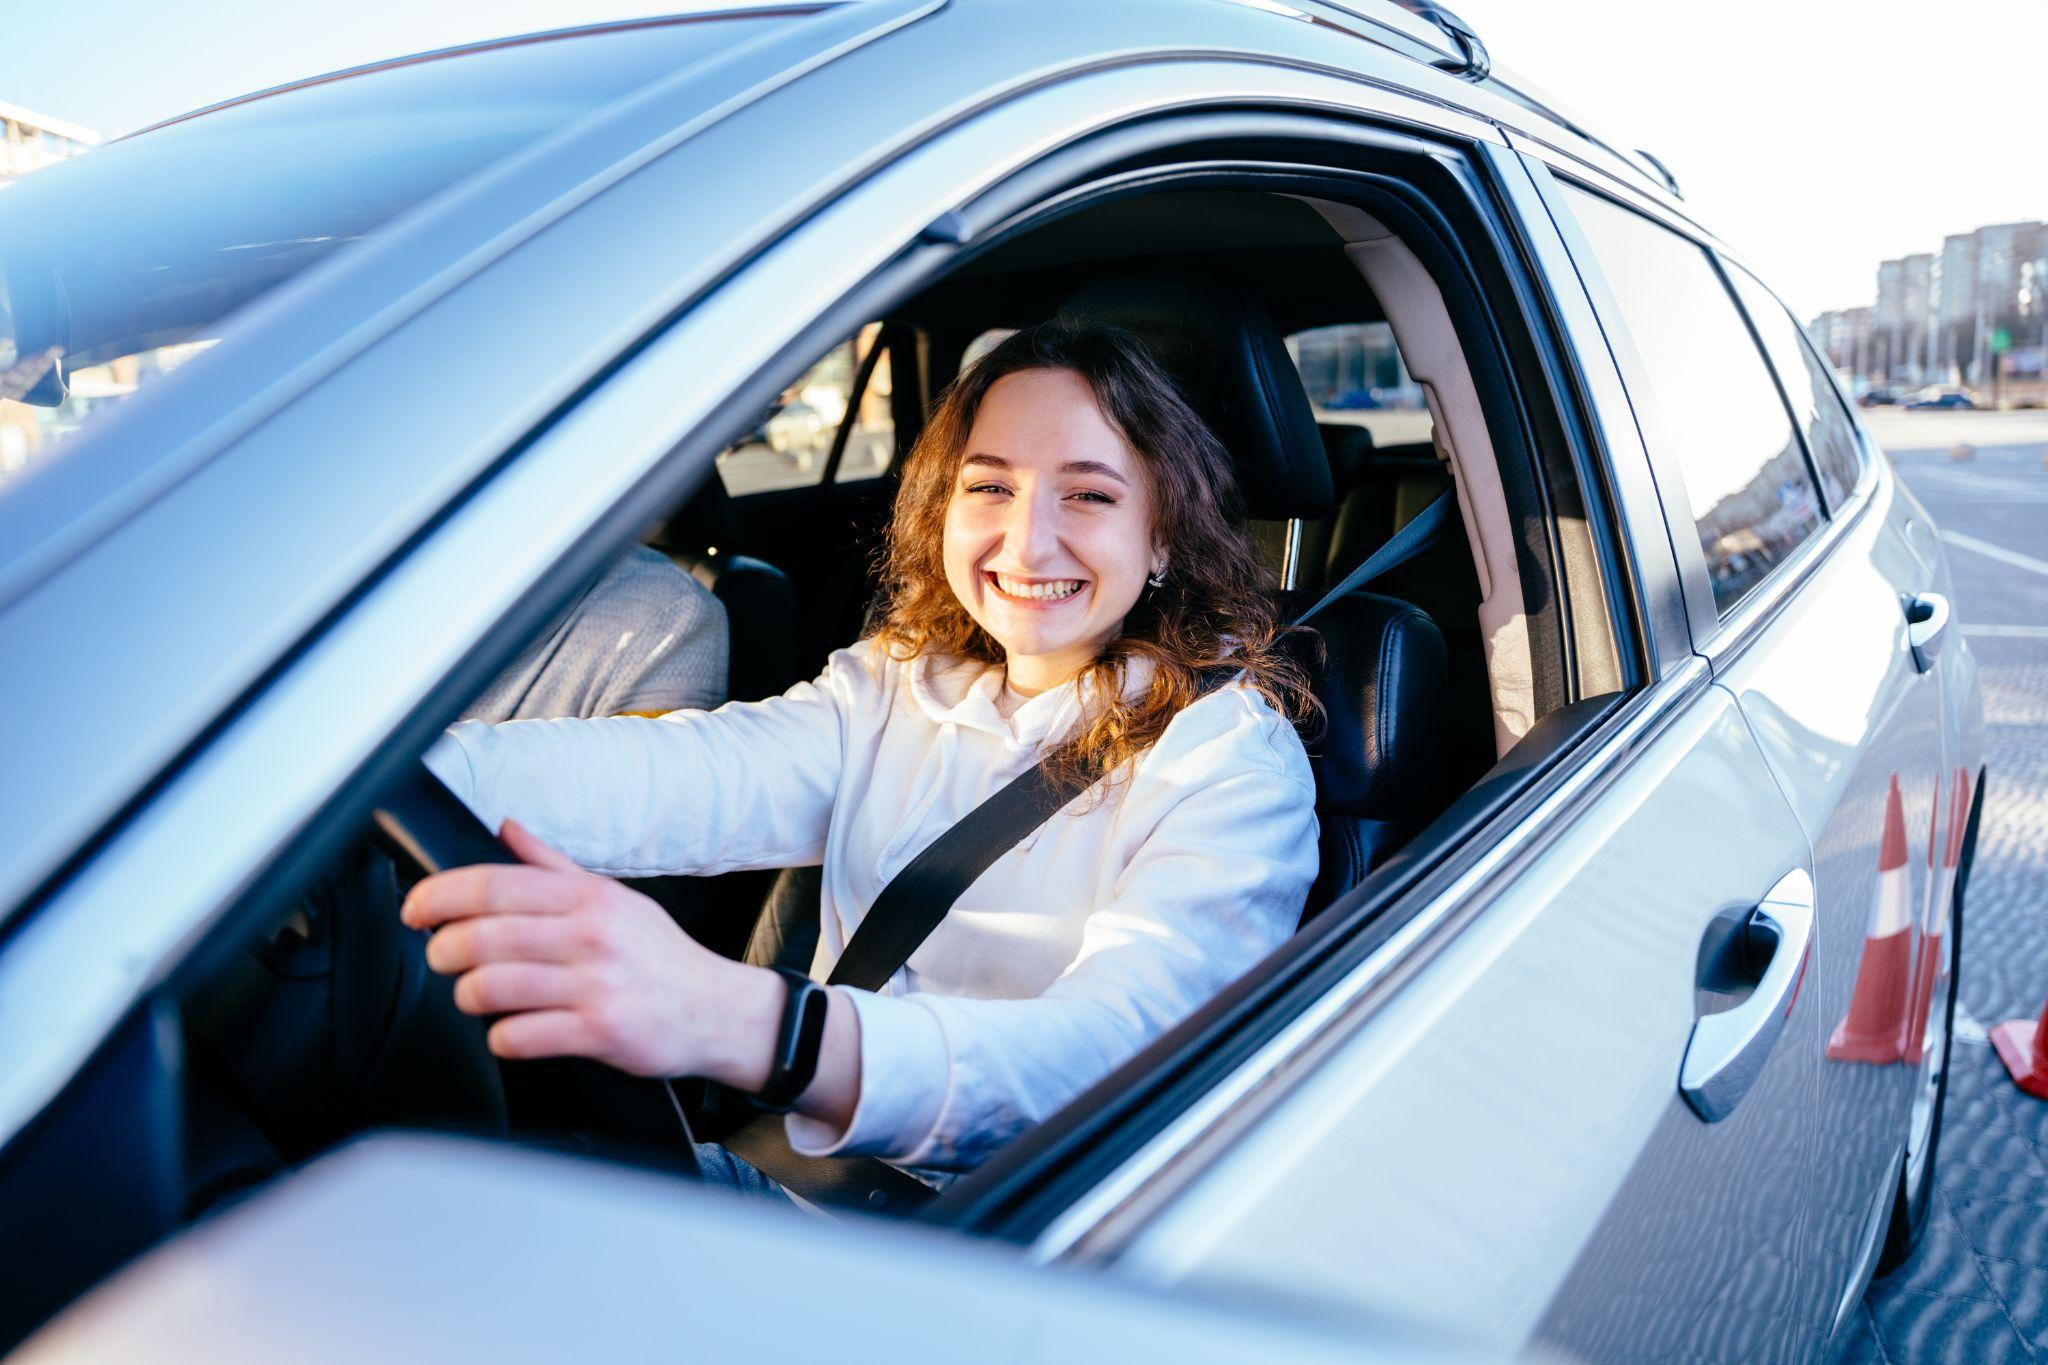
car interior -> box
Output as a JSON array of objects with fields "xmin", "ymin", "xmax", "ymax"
[{"xmin": 2, "ymin": 176, "xmax": 1632, "ymax": 1348}]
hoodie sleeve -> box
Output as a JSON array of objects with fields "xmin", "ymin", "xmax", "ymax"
[{"xmin": 424, "ymin": 643, "xmax": 884, "ymax": 877}]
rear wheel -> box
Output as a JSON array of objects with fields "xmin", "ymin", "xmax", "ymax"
[{"xmin": 1875, "ymin": 896, "xmax": 1959, "ymax": 1275}]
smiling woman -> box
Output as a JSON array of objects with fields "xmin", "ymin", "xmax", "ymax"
[{"xmin": 413, "ymin": 315, "xmax": 1323, "ymax": 1187}]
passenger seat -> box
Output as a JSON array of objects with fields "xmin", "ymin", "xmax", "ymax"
[
  {"xmin": 654, "ymin": 477, "xmax": 805, "ymax": 703},
  {"xmin": 1315, "ymin": 423, "xmax": 1495, "ymax": 793}
]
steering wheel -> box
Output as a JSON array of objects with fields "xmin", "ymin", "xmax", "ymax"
[{"xmin": 370, "ymin": 760, "xmax": 703, "ymax": 1178}]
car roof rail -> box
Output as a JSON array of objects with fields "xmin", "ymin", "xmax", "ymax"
[
  {"xmin": 1387, "ymin": 0, "xmax": 1489, "ymax": 79},
  {"xmin": 1631, "ymin": 148, "xmax": 1685, "ymax": 199}
]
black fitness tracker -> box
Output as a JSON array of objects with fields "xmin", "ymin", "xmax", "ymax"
[{"xmin": 754, "ymin": 966, "xmax": 829, "ymax": 1113}]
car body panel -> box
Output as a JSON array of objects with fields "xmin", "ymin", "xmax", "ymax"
[
  {"xmin": 1529, "ymin": 155, "xmax": 1986, "ymax": 1347},
  {"xmin": 1704, "ymin": 454, "xmax": 1984, "ymax": 1324},
  {"xmin": 9, "ymin": 1136, "xmax": 1480, "ymax": 1364},
  {"xmin": 1102, "ymin": 677, "xmax": 1821, "ymax": 1361}
]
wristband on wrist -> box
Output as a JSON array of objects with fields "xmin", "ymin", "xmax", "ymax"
[{"xmin": 753, "ymin": 966, "xmax": 829, "ymax": 1114}]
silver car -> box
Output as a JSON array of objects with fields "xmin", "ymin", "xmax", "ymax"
[{"xmin": 0, "ymin": 3, "xmax": 1987, "ymax": 1361}]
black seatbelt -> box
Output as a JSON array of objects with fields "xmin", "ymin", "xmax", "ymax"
[
  {"xmin": 718, "ymin": 757, "xmax": 1095, "ymax": 1212},
  {"xmin": 1293, "ymin": 488, "xmax": 1457, "ymax": 625},
  {"xmin": 826, "ymin": 761, "xmax": 1087, "ymax": 991}
]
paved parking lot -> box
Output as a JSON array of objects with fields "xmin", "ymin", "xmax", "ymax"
[{"xmin": 1830, "ymin": 411, "xmax": 2048, "ymax": 1363}]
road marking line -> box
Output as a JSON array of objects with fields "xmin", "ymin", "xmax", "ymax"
[
  {"xmin": 1965, "ymin": 625, "xmax": 2048, "ymax": 639},
  {"xmin": 1954, "ymin": 1004, "xmax": 1988, "ymax": 1045},
  {"xmin": 1945, "ymin": 531, "xmax": 2048, "ymax": 580}
]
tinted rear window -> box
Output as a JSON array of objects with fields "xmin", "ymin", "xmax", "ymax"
[{"xmin": 1563, "ymin": 185, "xmax": 1824, "ymax": 615}]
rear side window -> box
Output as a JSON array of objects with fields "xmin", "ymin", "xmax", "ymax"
[
  {"xmin": 715, "ymin": 323, "xmax": 896, "ymax": 495},
  {"xmin": 1562, "ymin": 185, "xmax": 1823, "ymax": 615},
  {"xmin": 1285, "ymin": 321, "xmax": 1434, "ymax": 450},
  {"xmin": 1723, "ymin": 265, "xmax": 1865, "ymax": 509}
]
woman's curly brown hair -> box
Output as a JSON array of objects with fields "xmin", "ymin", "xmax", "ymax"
[{"xmin": 868, "ymin": 316, "xmax": 1320, "ymax": 795}]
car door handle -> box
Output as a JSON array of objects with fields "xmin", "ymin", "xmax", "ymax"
[
  {"xmin": 1680, "ymin": 868, "xmax": 1815, "ymax": 1123},
  {"xmin": 1906, "ymin": 592, "xmax": 1950, "ymax": 673}
]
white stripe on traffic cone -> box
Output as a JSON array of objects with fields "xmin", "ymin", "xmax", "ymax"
[{"xmin": 1828, "ymin": 773, "xmax": 1914, "ymax": 1065}]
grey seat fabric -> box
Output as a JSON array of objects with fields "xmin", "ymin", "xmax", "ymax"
[{"xmin": 466, "ymin": 544, "xmax": 729, "ymax": 722}]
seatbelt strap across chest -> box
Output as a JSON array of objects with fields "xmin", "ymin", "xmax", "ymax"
[
  {"xmin": 826, "ymin": 759, "xmax": 1084, "ymax": 991},
  {"xmin": 720, "ymin": 756, "xmax": 1093, "ymax": 1210}
]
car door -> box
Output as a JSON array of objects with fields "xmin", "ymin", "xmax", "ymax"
[
  {"xmin": 1533, "ymin": 165, "xmax": 1961, "ymax": 1333},
  {"xmin": 989, "ymin": 146, "xmax": 1832, "ymax": 1365}
]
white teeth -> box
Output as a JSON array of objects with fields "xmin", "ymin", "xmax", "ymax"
[{"xmin": 993, "ymin": 574, "xmax": 1084, "ymax": 601}]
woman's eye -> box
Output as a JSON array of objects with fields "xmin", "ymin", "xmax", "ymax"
[
  {"xmin": 1068, "ymin": 490, "xmax": 1115, "ymax": 504},
  {"xmin": 965, "ymin": 482, "xmax": 1009, "ymax": 496}
]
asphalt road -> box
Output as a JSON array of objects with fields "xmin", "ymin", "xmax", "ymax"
[{"xmin": 1831, "ymin": 410, "xmax": 2048, "ymax": 1363}]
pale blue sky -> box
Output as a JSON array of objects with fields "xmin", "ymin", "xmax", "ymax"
[{"xmin": 4, "ymin": 0, "xmax": 2040, "ymax": 317}]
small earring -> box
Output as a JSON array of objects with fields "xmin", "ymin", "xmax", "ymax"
[{"xmin": 1148, "ymin": 564, "xmax": 1167, "ymax": 589}]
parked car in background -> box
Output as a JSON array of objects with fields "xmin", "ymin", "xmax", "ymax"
[
  {"xmin": 1904, "ymin": 386, "xmax": 1978, "ymax": 410},
  {"xmin": 1857, "ymin": 382, "xmax": 1908, "ymax": 408},
  {"xmin": 0, "ymin": 3, "xmax": 1985, "ymax": 1362},
  {"xmin": 763, "ymin": 398, "xmax": 830, "ymax": 469}
]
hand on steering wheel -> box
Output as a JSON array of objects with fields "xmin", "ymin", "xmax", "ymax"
[
  {"xmin": 401, "ymin": 819, "xmax": 766, "ymax": 1082},
  {"xmin": 371, "ymin": 759, "xmax": 708, "ymax": 1174}
]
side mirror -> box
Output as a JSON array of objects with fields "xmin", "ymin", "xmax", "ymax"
[
  {"xmin": 2, "ymin": 346, "xmax": 67, "ymax": 407},
  {"xmin": 0, "ymin": 269, "xmax": 70, "ymax": 407}
]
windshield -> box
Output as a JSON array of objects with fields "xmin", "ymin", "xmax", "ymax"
[{"xmin": 0, "ymin": 13, "xmax": 794, "ymax": 483}]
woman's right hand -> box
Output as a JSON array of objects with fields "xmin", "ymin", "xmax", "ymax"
[{"xmin": 400, "ymin": 819, "xmax": 775, "ymax": 1081}]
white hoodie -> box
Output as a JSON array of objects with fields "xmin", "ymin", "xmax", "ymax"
[{"xmin": 427, "ymin": 639, "xmax": 1318, "ymax": 1171}]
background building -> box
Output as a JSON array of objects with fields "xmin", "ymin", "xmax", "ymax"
[
  {"xmin": 1814, "ymin": 217, "xmax": 2047, "ymax": 404},
  {"xmin": 0, "ymin": 99, "xmax": 98, "ymax": 187}
]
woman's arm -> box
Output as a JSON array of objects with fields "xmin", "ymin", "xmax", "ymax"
[{"xmin": 426, "ymin": 643, "xmax": 882, "ymax": 878}]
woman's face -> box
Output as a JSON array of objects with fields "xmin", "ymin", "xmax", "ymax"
[{"xmin": 942, "ymin": 367, "xmax": 1159, "ymax": 694}]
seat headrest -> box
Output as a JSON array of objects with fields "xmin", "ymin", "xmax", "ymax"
[
  {"xmin": 1308, "ymin": 592, "xmax": 1452, "ymax": 818},
  {"xmin": 1319, "ymin": 424, "xmax": 1376, "ymax": 490},
  {"xmin": 1058, "ymin": 273, "xmax": 1334, "ymax": 521}
]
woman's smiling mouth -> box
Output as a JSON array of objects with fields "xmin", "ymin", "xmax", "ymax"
[{"xmin": 987, "ymin": 570, "xmax": 1088, "ymax": 603}]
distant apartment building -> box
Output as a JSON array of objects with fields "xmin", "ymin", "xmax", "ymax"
[
  {"xmin": 0, "ymin": 99, "xmax": 99, "ymax": 187},
  {"xmin": 1814, "ymin": 218, "xmax": 2048, "ymax": 397}
]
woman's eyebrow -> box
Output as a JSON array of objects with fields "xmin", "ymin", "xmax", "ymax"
[
  {"xmin": 960, "ymin": 452, "xmax": 1128, "ymax": 486},
  {"xmin": 1060, "ymin": 459, "xmax": 1128, "ymax": 486}
]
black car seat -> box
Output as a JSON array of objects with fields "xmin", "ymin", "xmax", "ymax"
[
  {"xmin": 1056, "ymin": 272, "xmax": 1454, "ymax": 912},
  {"xmin": 654, "ymin": 475, "xmax": 805, "ymax": 704},
  {"xmin": 1317, "ymin": 424, "xmax": 1495, "ymax": 790}
]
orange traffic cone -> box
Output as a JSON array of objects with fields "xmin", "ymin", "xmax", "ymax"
[
  {"xmin": 1993, "ymin": 1006, "xmax": 2048, "ymax": 1100},
  {"xmin": 1902, "ymin": 768, "xmax": 1967, "ymax": 1066},
  {"xmin": 1828, "ymin": 774, "xmax": 1914, "ymax": 1064}
]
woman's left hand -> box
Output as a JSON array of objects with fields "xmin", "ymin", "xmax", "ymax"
[{"xmin": 400, "ymin": 819, "xmax": 770, "ymax": 1080}]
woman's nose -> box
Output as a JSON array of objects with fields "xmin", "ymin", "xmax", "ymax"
[{"xmin": 1001, "ymin": 487, "xmax": 1062, "ymax": 564}]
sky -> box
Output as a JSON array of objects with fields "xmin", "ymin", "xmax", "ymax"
[{"xmin": 3, "ymin": 0, "xmax": 2042, "ymax": 319}]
